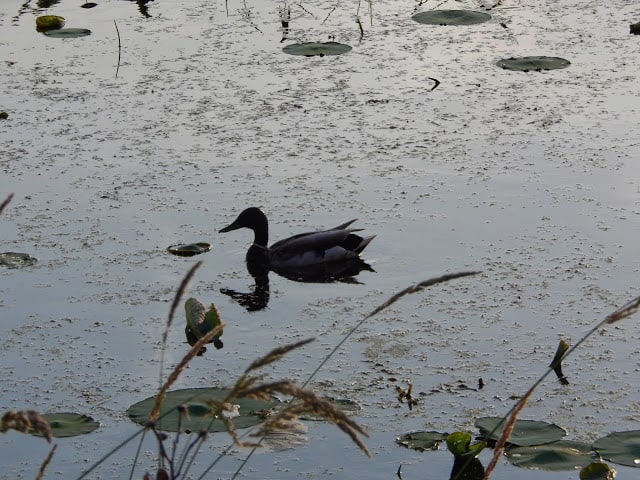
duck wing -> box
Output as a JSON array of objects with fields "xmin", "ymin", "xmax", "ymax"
[{"xmin": 271, "ymin": 229, "xmax": 356, "ymax": 256}]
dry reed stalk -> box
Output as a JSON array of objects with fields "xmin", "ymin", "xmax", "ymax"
[{"xmin": 1, "ymin": 410, "xmax": 52, "ymax": 442}]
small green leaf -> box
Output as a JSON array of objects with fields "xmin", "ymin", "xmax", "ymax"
[
  {"xmin": 580, "ymin": 462, "xmax": 616, "ymax": 480},
  {"xmin": 33, "ymin": 413, "xmax": 99, "ymax": 438},
  {"xmin": 446, "ymin": 432, "xmax": 485, "ymax": 458},
  {"xmin": 36, "ymin": 15, "xmax": 65, "ymax": 31},
  {"xmin": 396, "ymin": 431, "xmax": 448, "ymax": 451},
  {"xmin": 592, "ymin": 430, "xmax": 640, "ymax": 467},
  {"xmin": 475, "ymin": 417, "xmax": 566, "ymax": 446}
]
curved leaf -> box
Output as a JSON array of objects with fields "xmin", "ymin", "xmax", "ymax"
[
  {"xmin": 580, "ymin": 462, "xmax": 616, "ymax": 480},
  {"xmin": 36, "ymin": 15, "xmax": 65, "ymax": 31}
]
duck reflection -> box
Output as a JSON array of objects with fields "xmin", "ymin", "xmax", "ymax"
[{"xmin": 221, "ymin": 258, "xmax": 373, "ymax": 311}]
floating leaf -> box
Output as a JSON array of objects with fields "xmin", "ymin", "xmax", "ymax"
[
  {"xmin": 592, "ymin": 430, "xmax": 640, "ymax": 467},
  {"xmin": 475, "ymin": 417, "xmax": 566, "ymax": 446},
  {"xmin": 167, "ymin": 242, "xmax": 212, "ymax": 257},
  {"xmin": 32, "ymin": 413, "xmax": 99, "ymax": 438},
  {"xmin": 127, "ymin": 387, "xmax": 279, "ymax": 432},
  {"xmin": 282, "ymin": 41, "xmax": 352, "ymax": 57},
  {"xmin": 43, "ymin": 28, "xmax": 92, "ymax": 38},
  {"xmin": 36, "ymin": 15, "xmax": 65, "ymax": 31},
  {"xmin": 80, "ymin": 2, "xmax": 98, "ymax": 8},
  {"xmin": 580, "ymin": 462, "xmax": 616, "ymax": 480},
  {"xmin": 496, "ymin": 56, "xmax": 570, "ymax": 72},
  {"xmin": 0, "ymin": 252, "xmax": 37, "ymax": 269},
  {"xmin": 412, "ymin": 10, "xmax": 491, "ymax": 26},
  {"xmin": 396, "ymin": 431, "xmax": 448, "ymax": 451},
  {"xmin": 506, "ymin": 440, "xmax": 595, "ymax": 470}
]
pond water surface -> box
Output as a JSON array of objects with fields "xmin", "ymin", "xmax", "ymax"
[{"xmin": 1, "ymin": 0, "xmax": 639, "ymax": 479}]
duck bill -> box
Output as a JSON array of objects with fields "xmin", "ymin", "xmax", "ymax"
[{"xmin": 219, "ymin": 220, "xmax": 241, "ymax": 233}]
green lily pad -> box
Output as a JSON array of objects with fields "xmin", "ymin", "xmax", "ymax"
[
  {"xmin": 592, "ymin": 430, "xmax": 640, "ymax": 467},
  {"xmin": 282, "ymin": 41, "xmax": 352, "ymax": 57},
  {"xmin": 496, "ymin": 56, "xmax": 571, "ymax": 72},
  {"xmin": 32, "ymin": 413, "xmax": 99, "ymax": 438},
  {"xmin": 412, "ymin": 10, "xmax": 491, "ymax": 26},
  {"xmin": 43, "ymin": 28, "xmax": 92, "ymax": 38},
  {"xmin": 396, "ymin": 431, "xmax": 449, "ymax": 451},
  {"xmin": 167, "ymin": 242, "xmax": 211, "ymax": 257},
  {"xmin": 36, "ymin": 15, "xmax": 65, "ymax": 31},
  {"xmin": 0, "ymin": 252, "xmax": 37, "ymax": 269},
  {"xmin": 506, "ymin": 440, "xmax": 595, "ymax": 470},
  {"xmin": 127, "ymin": 387, "xmax": 279, "ymax": 433},
  {"xmin": 475, "ymin": 417, "xmax": 566, "ymax": 446},
  {"xmin": 580, "ymin": 462, "xmax": 616, "ymax": 480}
]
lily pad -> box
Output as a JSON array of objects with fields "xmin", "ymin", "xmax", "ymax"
[
  {"xmin": 43, "ymin": 28, "xmax": 92, "ymax": 38},
  {"xmin": 496, "ymin": 56, "xmax": 571, "ymax": 72},
  {"xmin": 506, "ymin": 440, "xmax": 595, "ymax": 471},
  {"xmin": 127, "ymin": 387, "xmax": 280, "ymax": 432},
  {"xmin": 167, "ymin": 242, "xmax": 211, "ymax": 257},
  {"xmin": 412, "ymin": 10, "xmax": 491, "ymax": 26},
  {"xmin": 396, "ymin": 431, "xmax": 448, "ymax": 451},
  {"xmin": 282, "ymin": 41, "xmax": 352, "ymax": 57},
  {"xmin": 475, "ymin": 417, "xmax": 566, "ymax": 446},
  {"xmin": 33, "ymin": 413, "xmax": 99, "ymax": 438},
  {"xmin": 592, "ymin": 430, "xmax": 640, "ymax": 467},
  {"xmin": 36, "ymin": 15, "xmax": 65, "ymax": 31},
  {"xmin": 0, "ymin": 252, "xmax": 37, "ymax": 269}
]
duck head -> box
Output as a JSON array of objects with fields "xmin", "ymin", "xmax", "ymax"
[{"xmin": 219, "ymin": 207, "xmax": 269, "ymax": 246}]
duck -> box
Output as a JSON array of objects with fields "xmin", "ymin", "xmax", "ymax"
[{"xmin": 219, "ymin": 207, "xmax": 375, "ymax": 269}]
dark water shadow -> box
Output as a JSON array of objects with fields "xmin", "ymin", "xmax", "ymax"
[{"xmin": 221, "ymin": 259, "xmax": 374, "ymax": 312}]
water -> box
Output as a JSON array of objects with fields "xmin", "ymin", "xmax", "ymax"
[{"xmin": 1, "ymin": 0, "xmax": 639, "ymax": 478}]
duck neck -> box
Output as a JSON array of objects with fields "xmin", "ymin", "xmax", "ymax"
[{"xmin": 252, "ymin": 216, "xmax": 269, "ymax": 247}]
